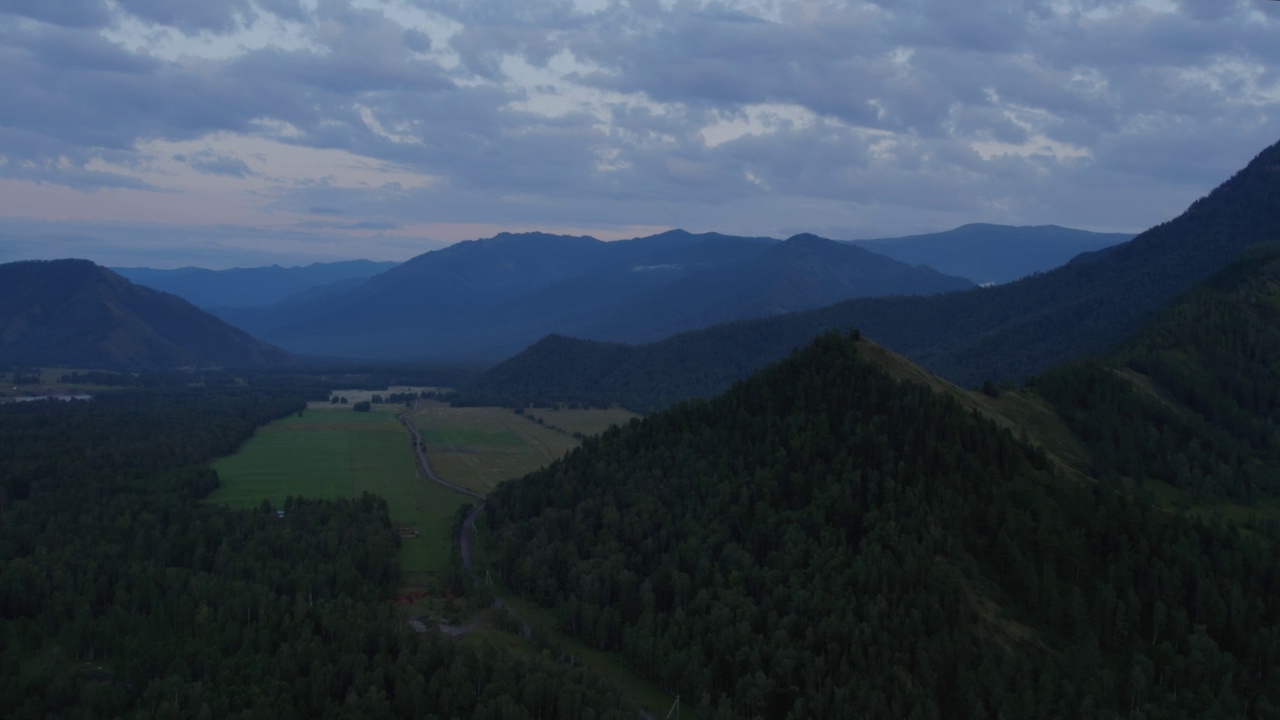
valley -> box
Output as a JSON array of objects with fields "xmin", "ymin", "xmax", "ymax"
[
  {"xmin": 10, "ymin": 3, "xmax": 1275, "ymax": 718},
  {"xmin": 408, "ymin": 403, "xmax": 581, "ymax": 496},
  {"xmin": 208, "ymin": 402, "xmax": 469, "ymax": 585},
  {"xmin": 206, "ymin": 386, "xmax": 668, "ymax": 715},
  {"xmin": 5, "ymin": 140, "xmax": 1280, "ymax": 719}
]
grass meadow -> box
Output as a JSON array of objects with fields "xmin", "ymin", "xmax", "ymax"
[
  {"xmin": 209, "ymin": 406, "xmax": 471, "ymax": 584},
  {"xmin": 520, "ymin": 407, "xmax": 640, "ymax": 438},
  {"xmin": 214, "ymin": 400, "xmax": 676, "ymax": 709},
  {"xmin": 410, "ymin": 403, "xmax": 582, "ymax": 495}
]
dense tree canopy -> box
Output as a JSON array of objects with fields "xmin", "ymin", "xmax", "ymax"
[
  {"xmin": 1034, "ymin": 247, "xmax": 1280, "ymax": 502},
  {"xmin": 487, "ymin": 331, "xmax": 1280, "ymax": 719},
  {"xmin": 0, "ymin": 386, "xmax": 632, "ymax": 719}
]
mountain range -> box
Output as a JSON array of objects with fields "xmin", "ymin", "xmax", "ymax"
[
  {"xmin": 6, "ymin": 133, "xmax": 1280, "ymax": 720},
  {"xmin": 476, "ymin": 206, "xmax": 1280, "ymax": 717},
  {"xmin": 213, "ymin": 230, "xmax": 974, "ymax": 362},
  {"xmin": 849, "ymin": 223, "xmax": 1133, "ymax": 285},
  {"xmin": 112, "ymin": 260, "xmax": 398, "ymax": 309},
  {"xmin": 462, "ymin": 138, "xmax": 1280, "ymax": 411},
  {"xmin": 8, "ymin": 224, "xmax": 1090, "ymax": 372},
  {"xmin": 0, "ymin": 260, "xmax": 291, "ymax": 369}
]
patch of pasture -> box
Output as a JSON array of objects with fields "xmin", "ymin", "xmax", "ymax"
[
  {"xmin": 411, "ymin": 404, "xmax": 579, "ymax": 495},
  {"xmin": 209, "ymin": 408, "xmax": 469, "ymax": 582},
  {"xmin": 520, "ymin": 407, "xmax": 641, "ymax": 438}
]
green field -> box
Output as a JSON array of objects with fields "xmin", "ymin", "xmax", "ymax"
[
  {"xmin": 214, "ymin": 402, "xmax": 681, "ymax": 713},
  {"xmin": 411, "ymin": 404, "xmax": 580, "ymax": 495},
  {"xmin": 521, "ymin": 407, "xmax": 640, "ymax": 437},
  {"xmin": 210, "ymin": 407, "xmax": 471, "ymax": 583}
]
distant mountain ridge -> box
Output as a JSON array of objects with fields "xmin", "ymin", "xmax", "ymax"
[
  {"xmin": 220, "ymin": 229, "xmax": 974, "ymax": 362},
  {"xmin": 849, "ymin": 223, "xmax": 1133, "ymax": 285},
  {"xmin": 113, "ymin": 260, "xmax": 399, "ymax": 309},
  {"xmin": 0, "ymin": 259, "xmax": 292, "ymax": 369},
  {"xmin": 461, "ymin": 137, "xmax": 1280, "ymax": 410}
]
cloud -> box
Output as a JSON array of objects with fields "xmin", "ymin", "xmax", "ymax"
[
  {"xmin": 295, "ymin": 219, "xmax": 403, "ymax": 230},
  {"xmin": 189, "ymin": 154, "xmax": 255, "ymax": 177},
  {"xmin": 2, "ymin": 0, "xmax": 113, "ymax": 29},
  {"xmin": 113, "ymin": 0, "xmax": 256, "ymax": 34},
  {"xmin": 2, "ymin": 0, "xmax": 1279, "ymax": 267}
]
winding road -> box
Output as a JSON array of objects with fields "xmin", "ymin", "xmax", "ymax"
[{"xmin": 397, "ymin": 404, "xmax": 486, "ymax": 574}]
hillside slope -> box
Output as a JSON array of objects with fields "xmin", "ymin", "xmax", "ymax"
[
  {"xmin": 485, "ymin": 330, "xmax": 1280, "ymax": 719},
  {"xmin": 0, "ymin": 259, "xmax": 292, "ymax": 369},
  {"xmin": 466, "ymin": 137, "xmax": 1280, "ymax": 409},
  {"xmin": 1028, "ymin": 245, "xmax": 1280, "ymax": 503}
]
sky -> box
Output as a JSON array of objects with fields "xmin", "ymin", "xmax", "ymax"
[{"xmin": 2, "ymin": 0, "xmax": 1279, "ymax": 268}]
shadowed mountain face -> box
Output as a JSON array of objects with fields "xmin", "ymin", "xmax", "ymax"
[
  {"xmin": 113, "ymin": 260, "xmax": 400, "ymax": 309},
  {"xmin": 573, "ymin": 233, "xmax": 975, "ymax": 344},
  {"xmin": 217, "ymin": 230, "xmax": 973, "ymax": 362},
  {"xmin": 849, "ymin": 223, "xmax": 1133, "ymax": 285},
  {"xmin": 0, "ymin": 259, "xmax": 292, "ymax": 369},
  {"xmin": 484, "ymin": 331, "xmax": 1280, "ymax": 719},
  {"xmin": 1029, "ymin": 244, "xmax": 1280, "ymax": 503},
  {"xmin": 461, "ymin": 137, "xmax": 1280, "ymax": 411}
]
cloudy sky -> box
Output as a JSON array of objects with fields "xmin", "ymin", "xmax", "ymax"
[{"xmin": 2, "ymin": 0, "xmax": 1279, "ymax": 268}]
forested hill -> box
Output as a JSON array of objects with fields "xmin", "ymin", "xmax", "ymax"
[
  {"xmin": 0, "ymin": 259, "xmax": 293, "ymax": 369},
  {"xmin": 463, "ymin": 137, "xmax": 1280, "ymax": 410},
  {"xmin": 485, "ymin": 330, "xmax": 1280, "ymax": 719},
  {"xmin": 1029, "ymin": 244, "xmax": 1280, "ymax": 503}
]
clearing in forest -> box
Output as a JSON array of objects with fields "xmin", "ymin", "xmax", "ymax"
[
  {"xmin": 410, "ymin": 403, "xmax": 583, "ymax": 495},
  {"xmin": 209, "ymin": 406, "xmax": 470, "ymax": 583}
]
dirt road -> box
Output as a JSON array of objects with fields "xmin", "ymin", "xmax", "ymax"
[
  {"xmin": 397, "ymin": 404, "xmax": 485, "ymax": 575},
  {"xmin": 396, "ymin": 407, "xmax": 485, "ymax": 501}
]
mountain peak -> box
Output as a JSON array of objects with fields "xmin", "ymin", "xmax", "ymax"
[
  {"xmin": 644, "ymin": 228, "xmax": 693, "ymax": 239},
  {"xmin": 782, "ymin": 232, "xmax": 833, "ymax": 244},
  {"xmin": 485, "ymin": 231, "xmax": 602, "ymax": 245},
  {"xmin": 0, "ymin": 259, "xmax": 291, "ymax": 369}
]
